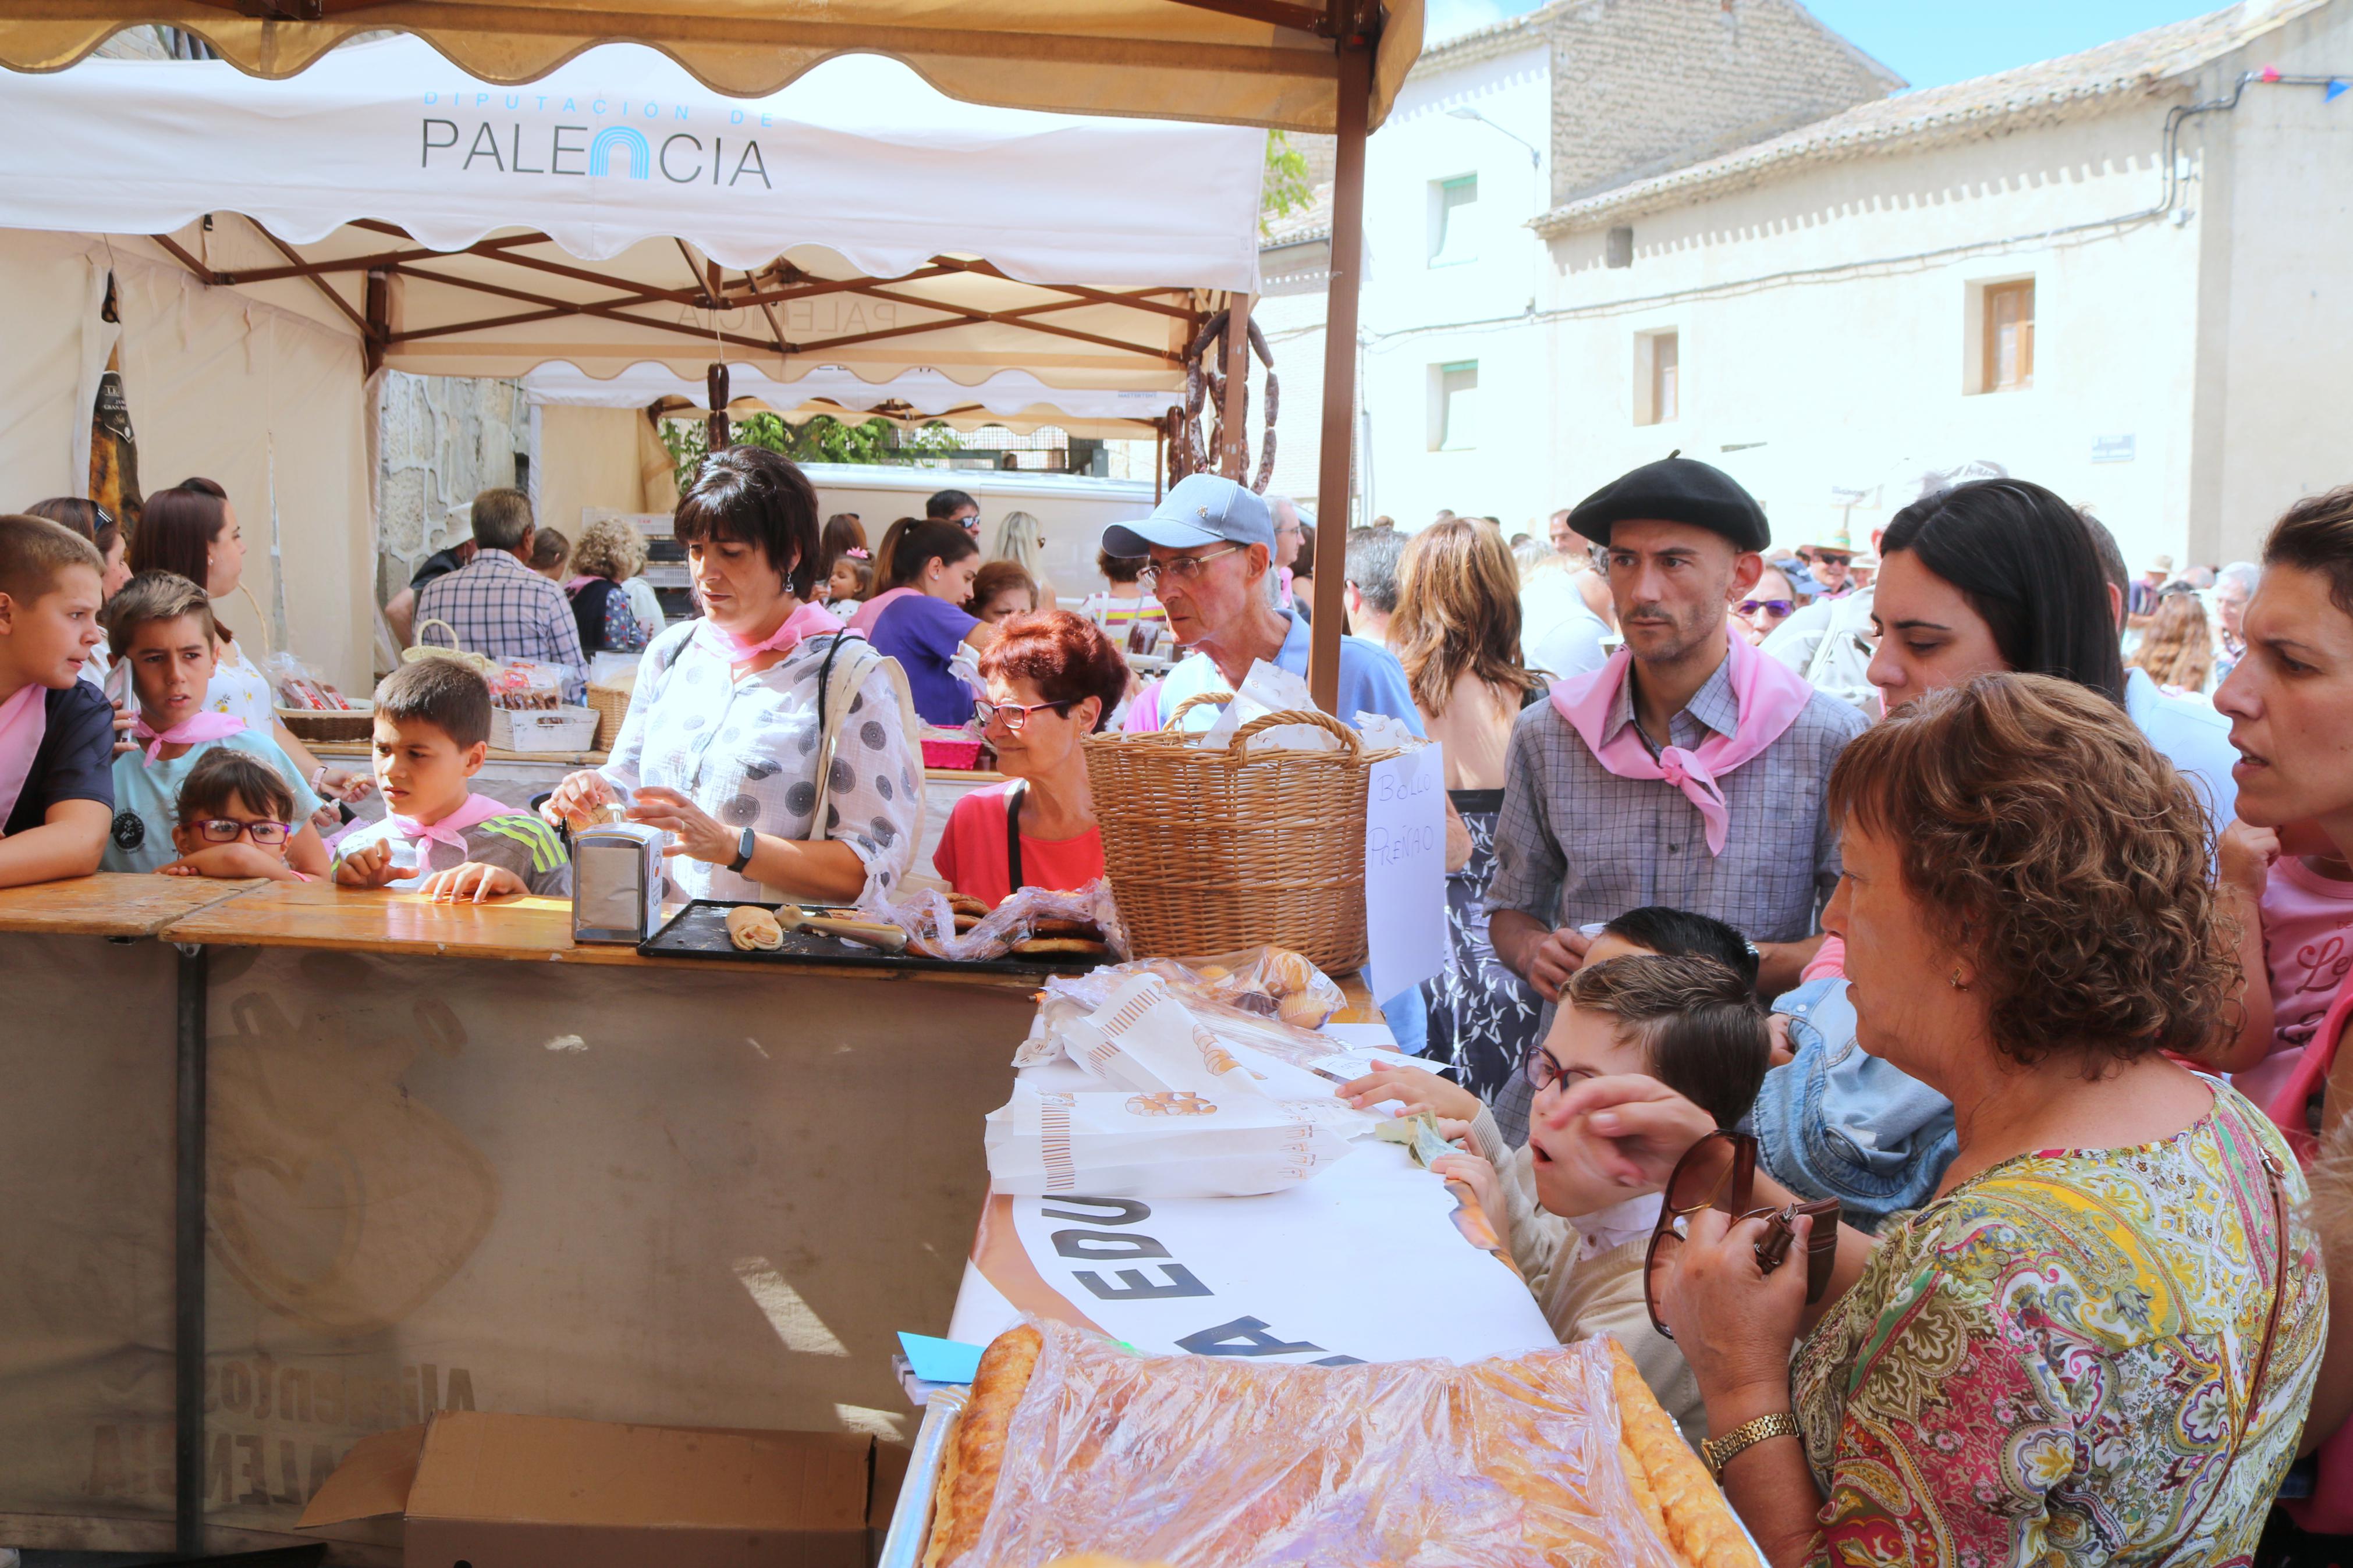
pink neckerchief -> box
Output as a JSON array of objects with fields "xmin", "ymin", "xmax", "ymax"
[
  {"xmin": 131, "ymin": 709, "xmax": 246, "ymax": 765},
  {"xmin": 0, "ymin": 681, "xmax": 47, "ymax": 829},
  {"xmin": 564, "ymin": 574, "xmax": 598, "ymax": 594},
  {"xmin": 1548, "ymin": 633, "xmax": 1814, "ymax": 855},
  {"xmin": 386, "ymin": 791, "xmax": 513, "ymax": 855},
  {"xmin": 695, "ymin": 600, "xmax": 844, "ymax": 664}
]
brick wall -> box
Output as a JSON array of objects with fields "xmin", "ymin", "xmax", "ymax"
[{"xmin": 1536, "ymin": 0, "xmax": 1899, "ymax": 202}]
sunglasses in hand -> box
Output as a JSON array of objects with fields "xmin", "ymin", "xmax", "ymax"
[{"xmin": 1644, "ymin": 1130, "xmax": 1839, "ymax": 1339}]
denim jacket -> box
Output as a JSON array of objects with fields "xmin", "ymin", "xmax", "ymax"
[{"xmin": 1745, "ymin": 976, "xmax": 1957, "ymax": 1232}]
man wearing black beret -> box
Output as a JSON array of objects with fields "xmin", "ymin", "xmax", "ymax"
[{"xmin": 1479, "ymin": 454, "xmax": 1868, "ymax": 1143}]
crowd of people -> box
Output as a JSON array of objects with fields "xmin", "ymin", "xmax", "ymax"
[{"xmin": 4, "ymin": 439, "xmax": 2351, "ymax": 1563}]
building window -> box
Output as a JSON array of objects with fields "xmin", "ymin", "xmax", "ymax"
[
  {"xmin": 1431, "ymin": 360, "xmax": 1478, "ymax": 450},
  {"xmin": 1982, "ymin": 279, "xmax": 2034, "ymax": 392},
  {"xmin": 1428, "ymin": 175, "xmax": 1478, "ymax": 267},
  {"xmin": 1634, "ymin": 330, "xmax": 1678, "ymax": 425}
]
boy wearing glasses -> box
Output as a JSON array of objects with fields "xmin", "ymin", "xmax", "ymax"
[
  {"xmin": 159, "ymin": 749, "xmax": 314, "ymax": 882},
  {"xmin": 100, "ymin": 571, "xmax": 329, "ymax": 878},
  {"xmin": 1339, "ymin": 912, "xmax": 1770, "ymax": 1439}
]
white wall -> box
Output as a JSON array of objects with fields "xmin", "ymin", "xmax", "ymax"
[
  {"xmin": 1538, "ymin": 102, "xmax": 2207, "ymax": 568},
  {"xmin": 1355, "ymin": 42, "xmax": 1556, "ymax": 535}
]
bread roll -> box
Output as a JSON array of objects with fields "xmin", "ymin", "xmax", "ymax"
[{"xmin": 725, "ymin": 904, "xmax": 785, "ymax": 951}]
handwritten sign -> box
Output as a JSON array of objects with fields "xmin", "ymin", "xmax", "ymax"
[{"xmin": 1361, "ymin": 744, "xmax": 1447, "ymax": 1003}]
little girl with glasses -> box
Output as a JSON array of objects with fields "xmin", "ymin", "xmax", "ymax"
[{"xmin": 159, "ymin": 748, "xmax": 313, "ymax": 882}]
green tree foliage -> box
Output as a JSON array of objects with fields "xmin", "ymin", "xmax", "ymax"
[
  {"xmin": 1262, "ymin": 131, "xmax": 1315, "ymax": 236},
  {"xmin": 662, "ymin": 413, "xmax": 960, "ymax": 494}
]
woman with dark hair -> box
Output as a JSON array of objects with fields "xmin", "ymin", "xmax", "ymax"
[
  {"xmin": 932, "ymin": 610, "xmax": 1127, "ymax": 906},
  {"xmin": 1557, "ymin": 675, "xmax": 2320, "ymax": 1567},
  {"xmin": 870, "ymin": 518, "xmax": 996, "ymax": 726},
  {"xmin": 126, "ymin": 478, "xmax": 368, "ymax": 806},
  {"xmin": 544, "ymin": 446, "xmax": 920, "ymax": 905},
  {"xmin": 844, "ymin": 516, "xmax": 920, "ymax": 636},
  {"xmin": 1868, "ymin": 476, "xmax": 2236, "ymax": 824}
]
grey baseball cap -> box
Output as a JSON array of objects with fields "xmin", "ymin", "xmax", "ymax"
[{"xmin": 1101, "ymin": 473, "xmax": 1274, "ymax": 558}]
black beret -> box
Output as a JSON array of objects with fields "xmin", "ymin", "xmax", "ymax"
[{"xmin": 1568, "ymin": 453, "xmax": 1769, "ymax": 551}]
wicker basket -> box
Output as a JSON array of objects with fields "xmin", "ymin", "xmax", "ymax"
[
  {"xmin": 1084, "ymin": 695, "xmax": 1394, "ymax": 974},
  {"xmin": 275, "ymin": 703, "xmax": 374, "ymax": 745},
  {"xmin": 585, "ymin": 682, "xmax": 633, "ymax": 753}
]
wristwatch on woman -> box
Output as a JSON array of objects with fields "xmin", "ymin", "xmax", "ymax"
[
  {"xmin": 1701, "ymin": 1411, "xmax": 1800, "ymax": 1481},
  {"xmin": 726, "ymin": 827, "xmax": 757, "ymax": 875}
]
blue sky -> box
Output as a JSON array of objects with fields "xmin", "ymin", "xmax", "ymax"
[
  {"xmin": 1422, "ymin": 1, "xmax": 2234, "ymax": 91},
  {"xmin": 1798, "ymin": 1, "xmax": 2233, "ymax": 90}
]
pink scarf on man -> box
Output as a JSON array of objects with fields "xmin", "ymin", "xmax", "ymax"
[
  {"xmin": 695, "ymin": 601, "xmax": 846, "ymax": 664},
  {"xmin": 1548, "ymin": 632, "xmax": 1813, "ymax": 855},
  {"xmin": 0, "ymin": 682, "xmax": 47, "ymax": 829},
  {"xmin": 130, "ymin": 709, "xmax": 246, "ymax": 765},
  {"xmin": 386, "ymin": 791, "xmax": 513, "ymax": 856}
]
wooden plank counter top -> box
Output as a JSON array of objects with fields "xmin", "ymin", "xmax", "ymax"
[
  {"xmin": 0, "ymin": 877, "xmax": 1386, "ymax": 1016},
  {"xmin": 0, "ymin": 872, "xmax": 265, "ymax": 938}
]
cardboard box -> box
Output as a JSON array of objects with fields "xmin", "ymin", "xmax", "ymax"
[{"xmin": 299, "ymin": 1410, "xmax": 909, "ymax": 1568}]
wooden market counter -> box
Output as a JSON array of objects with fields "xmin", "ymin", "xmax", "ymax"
[
  {"xmin": 0, "ymin": 876, "xmax": 1379, "ymax": 1559},
  {"xmin": 0, "ymin": 875, "xmax": 1043, "ymax": 1559}
]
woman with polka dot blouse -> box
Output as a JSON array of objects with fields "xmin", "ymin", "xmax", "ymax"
[{"xmin": 543, "ymin": 447, "xmax": 919, "ymax": 905}]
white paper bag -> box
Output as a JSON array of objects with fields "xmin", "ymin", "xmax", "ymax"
[
  {"xmin": 984, "ymin": 1082, "xmax": 1372, "ymax": 1197},
  {"xmin": 1198, "ymin": 659, "xmax": 1340, "ymax": 752}
]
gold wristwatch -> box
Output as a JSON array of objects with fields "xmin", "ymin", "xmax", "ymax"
[{"xmin": 1701, "ymin": 1411, "xmax": 1800, "ymax": 1481}]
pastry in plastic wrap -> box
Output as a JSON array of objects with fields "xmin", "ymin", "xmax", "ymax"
[{"xmin": 923, "ymin": 1321, "xmax": 1758, "ymax": 1568}]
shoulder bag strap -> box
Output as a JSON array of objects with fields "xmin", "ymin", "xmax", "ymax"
[
  {"xmin": 2163, "ymin": 1140, "xmax": 2292, "ymax": 1563},
  {"xmin": 1002, "ymin": 778, "xmax": 1027, "ymax": 893},
  {"xmin": 805, "ymin": 632, "xmax": 853, "ymax": 842}
]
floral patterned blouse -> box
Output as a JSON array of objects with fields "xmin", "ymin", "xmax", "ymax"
[
  {"xmin": 1791, "ymin": 1082, "xmax": 2323, "ymax": 1567},
  {"xmin": 597, "ymin": 620, "xmax": 918, "ymax": 905}
]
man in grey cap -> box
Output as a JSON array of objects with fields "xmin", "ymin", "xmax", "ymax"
[
  {"xmin": 1481, "ymin": 456, "xmax": 1867, "ymax": 1142},
  {"xmin": 1103, "ymin": 473, "xmax": 1421, "ymax": 738}
]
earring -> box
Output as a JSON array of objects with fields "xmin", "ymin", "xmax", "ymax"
[{"xmin": 1949, "ymin": 968, "xmax": 1970, "ymax": 991}]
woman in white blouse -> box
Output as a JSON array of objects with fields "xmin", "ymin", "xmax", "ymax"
[{"xmin": 543, "ymin": 447, "xmax": 920, "ymax": 904}]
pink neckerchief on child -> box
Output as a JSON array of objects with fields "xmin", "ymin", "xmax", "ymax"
[
  {"xmin": 130, "ymin": 709, "xmax": 246, "ymax": 765},
  {"xmin": 0, "ymin": 682, "xmax": 48, "ymax": 829},
  {"xmin": 695, "ymin": 600, "xmax": 844, "ymax": 664},
  {"xmin": 1548, "ymin": 632, "xmax": 1813, "ymax": 856},
  {"xmin": 385, "ymin": 791, "xmax": 512, "ymax": 855}
]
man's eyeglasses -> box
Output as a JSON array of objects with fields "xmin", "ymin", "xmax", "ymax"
[
  {"xmin": 191, "ymin": 817, "xmax": 290, "ymax": 846},
  {"xmin": 1138, "ymin": 543, "xmax": 1245, "ymax": 591},
  {"xmin": 1737, "ymin": 599, "xmax": 1794, "ymax": 618},
  {"xmin": 974, "ymin": 697, "xmax": 1074, "ymax": 734}
]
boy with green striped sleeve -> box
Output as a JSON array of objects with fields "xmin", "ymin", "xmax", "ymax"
[{"xmin": 333, "ymin": 659, "xmax": 570, "ymax": 899}]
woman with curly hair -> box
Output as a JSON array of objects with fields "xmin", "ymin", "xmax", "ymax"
[
  {"xmin": 565, "ymin": 517, "xmax": 652, "ymax": 657},
  {"xmin": 1549, "ymin": 675, "xmax": 2322, "ymax": 1567},
  {"xmin": 2128, "ymin": 585, "xmax": 2216, "ymax": 695}
]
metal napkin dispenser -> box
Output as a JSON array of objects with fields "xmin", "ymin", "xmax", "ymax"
[{"xmin": 571, "ymin": 821, "xmax": 666, "ymax": 944}]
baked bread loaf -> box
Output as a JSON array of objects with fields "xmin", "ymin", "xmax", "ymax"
[
  {"xmin": 725, "ymin": 904, "xmax": 784, "ymax": 951},
  {"xmin": 924, "ymin": 1322, "xmax": 1756, "ymax": 1568}
]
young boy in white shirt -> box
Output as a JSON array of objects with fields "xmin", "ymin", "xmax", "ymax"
[{"xmin": 333, "ymin": 659, "xmax": 570, "ymax": 899}]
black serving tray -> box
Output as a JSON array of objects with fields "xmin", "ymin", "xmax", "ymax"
[{"xmin": 638, "ymin": 899, "xmax": 1107, "ymax": 977}]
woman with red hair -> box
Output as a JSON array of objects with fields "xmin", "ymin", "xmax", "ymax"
[{"xmin": 933, "ymin": 609, "xmax": 1127, "ymax": 906}]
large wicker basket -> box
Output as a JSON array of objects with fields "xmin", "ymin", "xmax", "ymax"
[
  {"xmin": 585, "ymin": 681, "xmax": 634, "ymax": 753},
  {"xmin": 1084, "ymin": 696, "xmax": 1394, "ymax": 974}
]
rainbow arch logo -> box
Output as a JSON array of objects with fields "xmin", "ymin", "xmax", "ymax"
[{"xmin": 587, "ymin": 126, "xmax": 651, "ymax": 179}]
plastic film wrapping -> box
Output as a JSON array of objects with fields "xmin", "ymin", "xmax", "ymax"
[{"xmin": 950, "ymin": 1320, "xmax": 1690, "ymax": 1568}]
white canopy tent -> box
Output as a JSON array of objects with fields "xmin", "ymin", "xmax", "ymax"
[{"xmin": 0, "ymin": 41, "xmax": 1268, "ymax": 687}]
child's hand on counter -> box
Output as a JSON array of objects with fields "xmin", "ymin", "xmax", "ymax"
[
  {"xmin": 418, "ymin": 861, "xmax": 529, "ymax": 903},
  {"xmin": 1340, "ymin": 1062, "xmax": 1481, "ymax": 1123},
  {"xmin": 159, "ymin": 844, "xmax": 301, "ymax": 882},
  {"xmin": 334, "ymin": 842, "xmax": 402, "ymax": 888},
  {"xmin": 1429, "ymin": 1151, "xmax": 1506, "ymax": 1240}
]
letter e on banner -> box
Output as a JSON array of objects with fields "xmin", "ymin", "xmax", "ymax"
[{"xmin": 1361, "ymin": 745, "xmax": 1446, "ymax": 1000}]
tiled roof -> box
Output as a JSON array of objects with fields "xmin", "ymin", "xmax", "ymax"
[
  {"xmin": 1262, "ymin": 180, "xmax": 1335, "ymax": 248},
  {"xmin": 1534, "ymin": 0, "xmax": 2334, "ymax": 234}
]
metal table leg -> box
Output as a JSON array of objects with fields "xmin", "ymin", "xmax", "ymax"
[{"xmin": 174, "ymin": 941, "xmax": 207, "ymax": 1559}]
